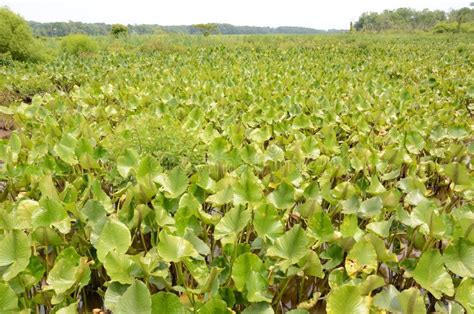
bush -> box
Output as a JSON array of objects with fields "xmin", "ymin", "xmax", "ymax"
[
  {"xmin": 0, "ymin": 8, "xmax": 44, "ymax": 61},
  {"xmin": 61, "ymin": 34, "xmax": 99, "ymax": 55},
  {"xmin": 111, "ymin": 24, "xmax": 128, "ymax": 38},
  {"xmin": 433, "ymin": 22, "xmax": 474, "ymax": 33}
]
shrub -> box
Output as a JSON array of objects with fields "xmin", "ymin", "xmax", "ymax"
[
  {"xmin": 110, "ymin": 24, "xmax": 128, "ymax": 38},
  {"xmin": 0, "ymin": 8, "xmax": 43, "ymax": 61},
  {"xmin": 61, "ymin": 34, "xmax": 99, "ymax": 55}
]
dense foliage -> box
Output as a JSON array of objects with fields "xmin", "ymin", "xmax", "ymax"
[
  {"xmin": 60, "ymin": 34, "xmax": 99, "ymax": 55},
  {"xmin": 28, "ymin": 21, "xmax": 339, "ymax": 37},
  {"xmin": 0, "ymin": 35, "xmax": 473, "ymax": 313},
  {"xmin": 0, "ymin": 8, "xmax": 43, "ymax": 61},
  {"xmin": 354, "ymin": 7, "xmax": 474, "ymax": 33}
]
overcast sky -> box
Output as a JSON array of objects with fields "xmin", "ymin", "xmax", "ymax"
[{"xmin": 1, "ymin": 0, "xmax": 470, "ymax": 29}]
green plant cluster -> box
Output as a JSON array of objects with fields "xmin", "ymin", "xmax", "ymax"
[{"xmin": 0, "ymin": 35, "xmax": 473, "ymax": 313}]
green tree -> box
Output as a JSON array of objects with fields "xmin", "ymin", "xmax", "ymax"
[
  {"xmin": 453, "ymin": 7, "xmax": 473, "ymax": 32},
  {"xmin": 192, "ymin": 23, "xmax": 218, "ymax": 36},
  {"xmin": 0, "ymin": 8, "xmax": 43, "ymax": 61},
  {"xmin": 111, "ymin": 24, "xmax": 128, "ymax": 37}
]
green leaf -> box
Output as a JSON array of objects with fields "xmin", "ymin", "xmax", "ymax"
[
  {"xmin": 444, "ymin": 239, "xmax": 474, "ymax": 277},
  {"xmin": 413, "ymin": 249, "xmax": 454, "ymax": 299},
  {"xmin": 443, "ymin": 163, "xmax": 472, "ymax": 186},
  {"xmin": 117, "ymin": 148, "xmax": 139, "ymax": 178},
  {"xmin": 116, "ymin": 280, "xmax": 152, "ymax": 314},
  {"xmin": 54, "ymin": 133, "xmax": 78, "ymax": 165},
  {"xmin": 267, "ymin": 182, "xmax": 295, "ymax": 209},
  {"xmin": 0, "ymin": 283, "xmax": 18, "ymax": 311},
  {"xmin": 0, "ymin": 230, "xmax": 31, "ymax": 281},
  {"xmin": 367, "ymin": 176, "xmax": 386, "ymax": 195},
  {"xmin": 233, "ymin": 168, "xmax": 263, "ymax": 204},
  {"xmin": 151, "ymin": 292, "xmax": 185, "ymax": 314},
  {"xmin": 253, "ymin": 204, "xmax": 284, "ymax": 240},
  {"xmin": 232, "ymin": 252, "xmax": 265, "ymax": 291},
  {"xmin": 267, "ymin": 225, "xmax": 308, "ymax": 269},
  {"xmin": 308, "ymin": 211, "xmax": 335, "ymax": 242},
  {"xmin": 345, "ymin": 239, "xmax": 378, "ymax": 277},
  {"xmin": 366, "ymin": 217, "xmax": 393, "ymax": 238},
  {"xmin": 199, "ymin": 298, "xmax": 231, "ymax": 313},
  {"xmin": 455, "ymin": 278, "xmax": 474, "ymax": 314},
  {"xmin": 47, "ymin": 247, "xmax": 90, "ymax": 295},
  {"xmin": 95, "ymin": 219, "xmax": 132, "ymax": 262},
  {"xmin": 242, "ymin": 302, "xmax": 274, "ymax": 314},
  {"xmin": 32, "ymin": 197, "xmax": 68, "ymax": 229},
  {"xmin": 104, "ymin": 251, "xmax": 135, "ymax": 284},
  {"xmin": 359, "ymin": 197, "xmax": 383, "ymax": 218},
  {"xmin": 246, "ymin": 270, "xmax": 272, "ymax": 302},
  {"xmin": 397, "ymin": 287, "xmax": 426, "ymax": 314},
  {"xmin": 373, "ymin": 285, "xmax": 401, "ymax": 312},
  {"xmin": 155, "ymin": 167, "xmax": 189, "ymax": 198},
  {"xmin": 297, "ymin": 251, "xmax": 324, "ymax": 278},
  {"xmin": 156, "ymin": 231, "xmax": 199, "ymax": 262},
  {"xmin": 327, "ymin": 285, "xmax": 369, "ymax": 314},
  {"xmin": 56, "ymin": 302, "xmax": 78, "ymax": 314},
  {"xmin": 214, "ymin": 206, "xmax": 251, "ymax": 243},
  {"xmin": 105, "ymin": 282, "xmax": 129, "ymax": 313}
]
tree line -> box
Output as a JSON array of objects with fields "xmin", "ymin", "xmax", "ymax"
[
  {"xmin": 28, "ymin": 21, "xmax": 342, "ymax": 37},
  {"xmin": 353, "ymin": 6, "xmax": 474, "ymax": 32}
]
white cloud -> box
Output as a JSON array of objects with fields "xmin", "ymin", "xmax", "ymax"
[{"xmin": 1, "ymin": 0, "xmax": 469, "ymax": 29}]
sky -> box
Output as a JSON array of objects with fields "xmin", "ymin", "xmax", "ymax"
[{"xmin": 1, "ymin": 0, "xmax": 470, "ymax": 30}]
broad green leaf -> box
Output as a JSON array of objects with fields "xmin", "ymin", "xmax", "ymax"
[
  {"xmin": 155, "ymin": 167, "xmax": 189, "ymax": 198},
  {"xmin": 199, "ymin": 298, "xmax": 231, "ymax": 313},
  {"xmin": 214, "ymin": 206, "xmax": 251, "ymax": 243},
  {"xmin": 105, "ymin": 282, "xmax": 129, "ymax": 313},
  {"xmin": 373, "ymin": 285, "xmax": 401, "ymax": 312},
  {"xmin": 332, "ymin": 181, "xmax": 356, "ymax": 200},
  {"xmin": 444, "ymin": 239, "xmax": 474, "ymax": 277},
  {"xmin": 413, "ymin": 249, "xmax": 454, "ymax": 299},
  {"xmin": 367, "ymin": 176, "xmax": 386, "ymax": 195},
  {"xmin": 308, "ymin": 211, "xmax": 335, "ymax": 242},
  {"xmin": 0, "ymin": 283, "xmax": 18, "ymax": 311},
  {"xmin": 456, "ymin": 278, "xmax": 474, "ymax": 314},
  {"xmin": 253, "ymin": 204, "xmax": 284, "ymax": 239},
  {"xmin": 366, "ymin": 217, "xmax": 393, "ymax": 238},
  {"xmin": 233, "ymin": 168, "xmax": 263, "ymax": 204},
  {"xmin": 47, "ymin": 247, "xmax": 91, "ymax": 295},
  {"xmin": 297, "ymin": 251, "xmax": 324, "ymax": 278},
  {"xmin": 104, "ymin": 251, "xmax": 135, "ymax": 284},
  {"xmin": 345, "ymin": 239, "xmax": 378, "ymax": 277},
  {"xmin": 117, "ymin": 148, "xmax": 139, "ymax": 178},
  {"xmin": 246, "ymin": 271, "xmax": 272, "ymax": 302},
  {"xmin": 95, "ymin": 219, "xmax": 132, "ymax": 262},
  {"xmin": 156, "ymin": 231, "xmax": 199, "ymax": 262},
  {"xmin": 267, "ymin": 225, "xmax": 308, "ymax": 269},
  {"xmin": 242, "ymin": 302, "xmax": 274, "ymax": 314},
  {"xmin": 232, "ymin": 252, "xmax": 266, "ymax": 291},
  {"xmin": 397, "ymin": 287, "xmax": 426, "ymax": 314},
  {"xmin": 116, "ymin": 280, "xmax": 152, "ymax": 314},
  {"xmin": 359, "ymin": 197, "xmax": 383, "ymax": 218},
  {"xmin": 443, "ymin": 163, "xmax": 472, "ymax": 186},
  {"xmin": 56, "ymin": 302, "xmax": 78, "ymax": 314},
  {"xmin": 267, "ymin": 182, "xmax": 295, "ymax": 209},
  {"xmin": 327, "ymin": 285, "xmax": 369, "ymax": 314},
  {"xmin": 0, "ymin": 230, "xmax": 31, "ymax": 281},
  {"xmin": 32, "ymin": 197, "xmax": 68, "ymax": 229},
  {"xmin": 54, "ymin": 133, "xmax": 78, "ymax": 165},
  {"xmin": 151, "ymin": 292, "xmax": 185, "ymax": 314}
]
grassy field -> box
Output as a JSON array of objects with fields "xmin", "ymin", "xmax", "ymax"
[{"xmin": 0, "ymin": 34, "xmax": 473, "ymax": 313}]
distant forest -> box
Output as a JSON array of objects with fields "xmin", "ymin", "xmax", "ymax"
[
  {"xmin": 28, "ymin": 22, "xmax": 343, "ymax": 37},
  {"xmin": 353, "ymin": 7, "xmax": 474, "ymax": 32}
]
